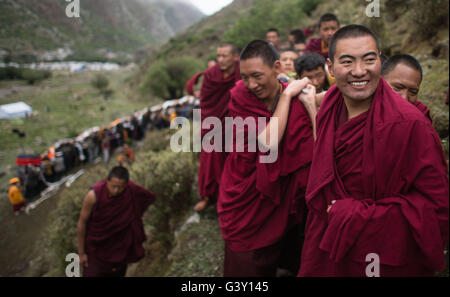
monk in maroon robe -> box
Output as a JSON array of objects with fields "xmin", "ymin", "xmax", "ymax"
[
  {"xmin": 77, "ymin": 166, "xmax": 155, "ymax": 277},
  {"xmin": 185, "ymin": 71, "xmax": 204, "ymax": 97},
  {"xmin": 302, "ymin": 24, "xmax": 317, "ymax": 40},
  {"xmin": 195, "ymin": 43, "xmax": 240, "ymax": 212},
  {"xmin": 382, "ymin": 54, "xmax": 432, "ymax": 123},
  {"xmin": 305, "ymin": 13, "xmax": 339, "ymax": 59},
  {"xmin": 218, "ymin": 40, "xmax": 317, "ymax": 277},
  {"xmin": 298, "ymin": 25, "xmax": 448, "ymax": 277},
  {"xmin": 185, "ymin": 60, "xmax": 217, "ymax": 98}
]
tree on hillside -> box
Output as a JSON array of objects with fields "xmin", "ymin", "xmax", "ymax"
[{"xmin": 143, "ymin": 56, "xmax": 203, "ymax": 99}]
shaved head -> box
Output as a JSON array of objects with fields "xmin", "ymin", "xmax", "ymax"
[
  {"xmin": 381, "ymin": 54, "xmax": 423, "ymax": 82},
  {"xmin": 219, "ymin": 43, "xmax": 239, "ymax": 55},
  {"xmin": 240, "ymin": 40, "xmax": 280, "ymax": 67}
]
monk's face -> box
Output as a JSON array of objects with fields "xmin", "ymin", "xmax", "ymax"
[
  {"xmin": 319, "ymin": 21, "xmax": 339, "ymax": 47},
  {"xmin": 266, "ymin": 32, "xmax": 280, "ymax": 49},
  {"xmin": 217, "ymin": 46, "xmax": 237, "ymax": 74},
  {"xmin": 328, "ymin": 35, "xmax": 381, "ymax": 106},
  {"xmin": 383, "ymin": 63, "xmax": 421, "ymax": 103},
  {"xmin": 299, "ymin": 66, "xmax": 327, "ymax": 93},
  {"xmin": 280, "ymin": 51, "xmax": 299, "ymax": 74},
  {"xmin": 106, "ymin": 177, "xmax": 128, "ymax": 197},
  {"xmin": 294, "ymin": 43, "xmax": 306, "ymax": 56},
  {"xmin": 240, "ymin": 57, "xmax": 281, "ymax": 101}
]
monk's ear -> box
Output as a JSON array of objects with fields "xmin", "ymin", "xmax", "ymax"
[
  {"xmin": 273, "ymin": 60, "xmax": 281, "ymax": 75},
  {"xmin": 326, "ymin": 58, "xmax": 334, "ymax": 77},
  {"xmin": 233, "ymin": 53, "xmax": 239, "ymax": 62}
]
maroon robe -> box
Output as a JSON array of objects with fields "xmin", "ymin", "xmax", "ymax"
[
  {"xmin": 197, "ymin": 62, "xmax": 240, "ymax": 200},
  {"xmin": 413, "ymin": 100, "xmax": 432, "ymax": 123},
  {"xmin": 298, "ymin": 78, "xmax": 449, "ymax": 277},
  {"xmin": 85, "ymin": 180, "xmax": 155, "ymax": 269},
  {"xmin": 185, "ymin": 71, "xmax": 204, "ymax": 96},
  {"xmin": 303, "ymin": 25, "xmax": 316, "ymax": 39},
  {"xmin": 218, "ymin": 80, "xmax": 313, "ymax": 254},
  {"xmin": 305, "ymin": 38, "xmax": 328, "ymax": 58}
]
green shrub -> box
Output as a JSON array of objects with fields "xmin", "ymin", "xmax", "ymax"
[
  {"xmin": 102, "ymin": 88, "xmax": 114, "ymax": 100},
  {"xmin": 22, "ymin": 69, "xmax": 52, "ymax": 85},
  {"xmin": 0, "ymin": 67, "xmax": 51, "ymax": 83},
  {"xmin": 91, "ymin": 74, "xmax": 110, "ymax": 91},
  {"xmin": 131, "ymin": 150, "xmax": 197, "ymax": 248},
  {"xmin": 0, "ymin": 66, "xmax": 23, "ymax": 80},
  {"xmin": 142, "ymin": 129, "xmax": 173, "ymax": 152},
  {"xmin": 142, "ymin": 56, "xmax": 203, "ymax": 99}
]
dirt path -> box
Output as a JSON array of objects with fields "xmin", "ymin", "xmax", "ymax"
[{"xmin": 0, "ymin": 190, "xmax": 60, "ymax": 276}]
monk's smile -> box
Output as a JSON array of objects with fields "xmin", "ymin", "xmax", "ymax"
[
  {"xmin": 252, "ymin": 88, "xmax": 264, "ymax": 97},
  {"xmin": 348, "ymin": 80, "xmax": 369, "ymax": 89}
]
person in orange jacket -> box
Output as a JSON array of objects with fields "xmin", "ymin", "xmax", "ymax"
[{"xmin": 8, "ymin": 178, "xmax": 26, "ymax": 216}]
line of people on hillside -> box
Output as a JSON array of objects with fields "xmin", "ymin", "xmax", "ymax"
[{"xmin": 7, "ymin": 96, "xmax": 198, "ymax": 216}]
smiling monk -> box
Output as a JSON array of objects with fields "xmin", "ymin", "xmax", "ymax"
[
  {"xmin": 218, "ymin": 40, "xmax": 317, "ymax": 277},
  {"xmin": 298, "ymin": 25, "xmax": 449, "ymax": 277}
]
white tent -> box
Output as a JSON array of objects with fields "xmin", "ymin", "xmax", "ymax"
[{"xmin": 0, "ymin": 102, "xmax": 32, "ymax": 119}]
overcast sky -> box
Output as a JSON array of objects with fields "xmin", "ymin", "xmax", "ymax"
[{"xmin": 188, "ymin": 0, "xmax": 233, "ymax": 15}]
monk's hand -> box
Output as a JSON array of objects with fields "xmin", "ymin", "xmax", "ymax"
[
  {"xmin": 283, "ymin": 77, "xmax": 312, "ymax": 98},
  {"xmin": 80, "ymin": 253, "xmax": 88, "ymax": 268},
  {"xmin": 327, "ymin": 200, "xmax": 336, "ymax": 213},
  {"xmin": 315, "ymin": 91, "xmax": 326, "ymax": 107},
  {"xmin": 299, "ymin": 84, "xmax": 317, "ymax": 110}
]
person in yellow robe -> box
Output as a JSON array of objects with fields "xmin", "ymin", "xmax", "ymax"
[{"xmin": 8, "ymin": 178, "xmax": 26, "ymax": 216}]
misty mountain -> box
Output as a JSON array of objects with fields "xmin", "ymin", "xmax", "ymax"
[{"xmin": 0, "ymin": 0, "xmax": 205, "ymax": 59}]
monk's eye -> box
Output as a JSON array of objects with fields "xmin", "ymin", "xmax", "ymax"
[
  {"xmin": 341, "ymin": 60, "xmax": 352, "ymax": 65},
  {"xmin": 365, "ymin": 58, "xmax": 376, "ymax": 63}
]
